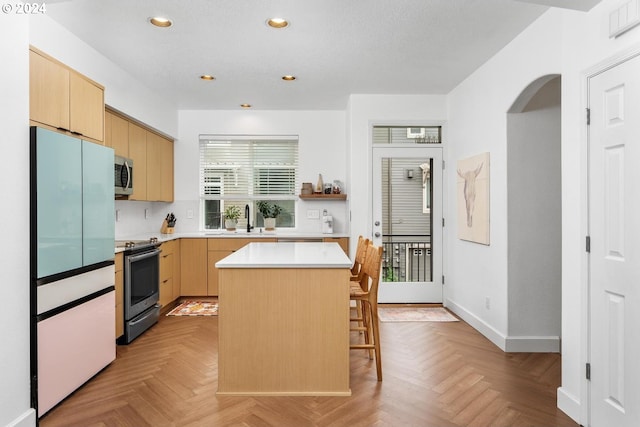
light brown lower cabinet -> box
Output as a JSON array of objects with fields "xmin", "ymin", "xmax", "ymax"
[
  {"xmin": 176, "ymin": 237, "xmax": 349, "ymax": 298},
  {"xmin": 159, "ymin": 240, "xmax": 178, "ymax": 307},
  {"xmin": 180, "ymin": 239, "xmax": 208, "ymax": 296},
  {"xmin": 114, "ymin": 253, "xmax": 124, "ymax": 339},
  {"xmin": 207, "ymin": 238, "xmax": 277, "ymax": 296}
]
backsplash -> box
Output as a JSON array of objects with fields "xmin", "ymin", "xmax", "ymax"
[{"xmin": 115, "ymin": 199, "xmax": 350, "ymax": 238}]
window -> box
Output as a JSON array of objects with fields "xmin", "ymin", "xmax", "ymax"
[
  {"xmin": 373, "ymin": 126, "xmax": 441, "ymax": 144},
  {"xmin": 199, "ymin": 135, "xmax": 299, "ymax": 230}
]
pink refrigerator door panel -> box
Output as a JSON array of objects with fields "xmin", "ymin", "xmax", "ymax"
[{"xmin": 37, "ymin": 291, "xmax": 115, "ymax": 416}]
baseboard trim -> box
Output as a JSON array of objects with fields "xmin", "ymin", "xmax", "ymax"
[
  {"xmin": 6, "ymin": 408, "xmax": 36, "ymax": 427},
  {"xmin": 444, "ymin": 298, "xmax": 507, "ymax": 351},
  {"xmin": 505, "ymin": 335, "xmax": 560, "ymax": 353},
  {"xmin": 557, "ymin": 386, "xmax": 582, "ymax": 424},
  {"xmin": 445, "ymin": 299, "xmax": 561, "ymax": 353}
]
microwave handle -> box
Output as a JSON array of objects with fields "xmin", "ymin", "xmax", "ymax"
[{"xmin": 121, "ymin": 161, "xmax": 131, "ymax": 189}]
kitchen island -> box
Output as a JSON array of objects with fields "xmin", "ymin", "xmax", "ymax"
[{"xmin": 215, "ymin": 242, "xmax": 352, "ymax": 396}]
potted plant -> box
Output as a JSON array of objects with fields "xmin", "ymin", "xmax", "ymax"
[
  {"xmin": 257, "ymin": 201, "xmax": 282, "ymax": 231},
  {"xmin": 223, "ymin": 205, "xmax": 241, "ymax": 231}
]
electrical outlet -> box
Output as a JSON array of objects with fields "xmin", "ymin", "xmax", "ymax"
[
  {"xmin": 115, "ymin": 209, "xmax": 121, "ymax": 222},
  {"xmin": 307, "ymin": 209, "xmax": 320, "ymax": 219},
  {"xmin": 144, "ymin": 208, "xmax": 149, "ymax": 219},
  {"xmin": 187, "ymin": 209, "xmax": 194, "ymax": 219},
  {"xmin": 485, "ymin": 297, "xmax": 491, "ymax": 310}
]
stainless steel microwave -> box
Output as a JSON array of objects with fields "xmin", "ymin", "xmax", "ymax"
[{"xmin": 114, "ymin": 155, "xmax": 133, "ymax": 196}]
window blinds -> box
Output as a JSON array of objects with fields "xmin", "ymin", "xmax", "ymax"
[{"xmin": 199, "ymin": 136, "xmax": 299, "ymax": 200}]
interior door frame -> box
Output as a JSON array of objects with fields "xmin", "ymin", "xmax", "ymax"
[
  {"xmin": 583, "ymin": 44, "xmax": 640, "ymax": 426},
  {"xmin": 372, "ymin": 144, "xmax": 443, "ymax": 303}
]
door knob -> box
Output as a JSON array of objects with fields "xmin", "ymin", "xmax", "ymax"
[
  {"xmin": 374, "ymin": 232, "xmax": 381, "ymax": 237},
  {"xmin": 374, "ymin": 221, "xmax": 380, "ymax": 226}
]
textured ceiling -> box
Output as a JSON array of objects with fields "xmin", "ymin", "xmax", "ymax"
[{"xmin": 44, "ymin": 0, "xmax": 559, "ymax": 110}]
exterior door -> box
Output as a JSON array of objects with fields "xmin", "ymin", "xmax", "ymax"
[
  {"xmin": 372, "ymin": 146, "xmax": 443, "ymax": 303},
  {"xmin": 589, "ymin": 52, "xmax": 640, "ymax": 427}
]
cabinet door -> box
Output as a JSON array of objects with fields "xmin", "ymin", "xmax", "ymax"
[
  {"xmin": 105, "ymin": 111, "xmax": 129, "ymax": 157},
  {"xmin": 173, "ymin": 240, "xmax": 181, "ymax": 300},
  {"xmin": 128, "ymin": 123, "xmax": 147, "ymax": 200},
  {"xmin": 34, "ymin": 128, "xmax": 82, "ymax": 277},
  {"xmin": 30, "ymin": 50, "xmax": 70, "ymax": 131},
  {"xmin": 180, "ymin": 239, "xmax": 208, "ymax": 296},
  {"xmin": 146, "ymin": 131, "xmax": 162, "ymax": 201},
  {"xmin": 207, "ymin": 251, "xmax": 232, "ymax": 296},
  {"xmin": 70, "ymin": 72, "xmax": 104, "ymax": 141},
  {"xmin": 82, "ymin": 141, "xmax": 115, "ymax": 266},
  {"xmin": 160, "ymin": 137, "xmax": 174, "ymax": 202}
]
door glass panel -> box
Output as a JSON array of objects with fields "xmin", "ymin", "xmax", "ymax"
[{"xmin": 380, "ymin": 157, "xmax": 432, "ymax": 283}]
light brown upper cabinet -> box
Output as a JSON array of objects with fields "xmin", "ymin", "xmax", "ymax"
[
  {"xmin": 29, "ymin": 47, "xmax": 104, "ymax": 142},
  {"xmin": 144, "ymin": 130, "xmax": 174, "ymax": 202},
  {"xmin": 160, "ymin": 136, "xmax": 174, "ymax": 202},
  {"xmin": 104, "ymin": 110, "xmax": 129, "ymax": 157},
  {"xmin": 107, "ymin": 108, "xmax": 174, "ymax": 202},
  {"xmin": 128, "ymin": 122, "xmax": 147, "ymax": 201}
]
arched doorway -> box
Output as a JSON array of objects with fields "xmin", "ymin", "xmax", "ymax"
[{"xmin": 506, "ymin": 75, "xmax": 562, "ymax": 352}]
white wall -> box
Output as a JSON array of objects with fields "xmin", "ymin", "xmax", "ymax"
[
  {"xmin": 445, "ymin": 9, "xmax": 563, "ymax": 345},
  {"xmin": 172, "ymin": 110, "xmax": 349, "ymax": 234},
  {"xmin": 507, "ymin": 77, "xmax": 561, "ymax": 343},
  {"xmin": 0, "ymin": 13, "xmax": 36, "ymax": 427},
  {"xmin": 29, "ymin": 15, "xmax": 178, "ymax": 138},
  {"xmin": 346, "ymin": 95, "xmax": 447, "ymax": 255}
]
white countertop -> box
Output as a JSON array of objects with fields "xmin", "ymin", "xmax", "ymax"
[
  {"xmin": 114, "ymin": 231, "xmax": 349, "ymax": 254},
  {"xmin": 215, "ymin": 242, "xmax": 352, "ymax": 269}
]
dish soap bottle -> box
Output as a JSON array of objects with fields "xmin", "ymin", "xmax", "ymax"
[{"xmin": 315, "ymin": 173, "xmax": 324, "ymax": 194}]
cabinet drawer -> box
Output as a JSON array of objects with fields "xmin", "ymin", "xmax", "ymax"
[
  {"xmin": 159, "ymin": 277, "xmax": 173, "ymax": 307},
  {"xmin": 161, "ymin": 240, "xmax": 176, "ymax": 255},
  {"xmin": 160, "ymin": 252, "xmax": 173, "ymax": 282}
]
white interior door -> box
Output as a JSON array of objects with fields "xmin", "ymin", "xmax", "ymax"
[
  {"xmin": 372, "ymin": 146, "xmax": 443, "ymax": 303},
  {"xmin": 589, "ymin": 52, "xmax": 640, "ymax": 427}
]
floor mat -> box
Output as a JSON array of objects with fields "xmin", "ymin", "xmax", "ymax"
[{"xmin": 378, "ymin": 307, "xmax": 458, "ymax": 322}]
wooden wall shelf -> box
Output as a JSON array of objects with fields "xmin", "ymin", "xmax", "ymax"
[{"xmin": 299, "ymin": 194, "xmax": 347, "ymax": 200}]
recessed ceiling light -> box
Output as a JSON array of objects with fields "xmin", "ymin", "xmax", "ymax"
[
  {"xmin": 282, "ymin": 75, "xmax": 296, "ymax": 81},
  {"xmin": 240, "ymin": 104, "xmax": 252, "ymax": 109},
  {"xmin": 266, "ymin": 18, "xmax": 289, "ymax": 29},
  {"xmin": 200, "ymin": 75, "xmax": 215, "ymax": 81},
  {"xmin": 149, "ymin": 16, "xmax": 172, "ymax": 27}
]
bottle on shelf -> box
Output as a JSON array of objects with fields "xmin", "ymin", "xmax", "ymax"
[{"xmin": 315, "ymin": 174, "xmax": 324, "ymax": 194}]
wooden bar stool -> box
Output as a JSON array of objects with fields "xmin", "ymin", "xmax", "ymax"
[
  {"xmin": 349, "ymin": 244, "xmax": 384, "ymax": 381},
  {"xmin": 350, "ymin": 235, "xmax": 370, "ymax": 283},
  {"xmin": 350, "ymin": 236, "xmax": 370, "ymax": 327}
]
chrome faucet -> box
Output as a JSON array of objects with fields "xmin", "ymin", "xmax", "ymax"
[{"xmin": 245, "ymin": 204, "xmax": 253, "ymax": 233}]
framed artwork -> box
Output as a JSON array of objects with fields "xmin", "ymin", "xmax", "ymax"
[{"xmin": 457, "ymin": 152, "xmax": 490, "ymax": 245}]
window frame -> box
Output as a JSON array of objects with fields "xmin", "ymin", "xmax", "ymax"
[{"xmin": 199, "ymin": 135, "xmax": 299, "ymax": 231}]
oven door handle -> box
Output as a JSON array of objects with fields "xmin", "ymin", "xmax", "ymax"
[{"xmin": 126, "ymin": 248, "xmax": 161, "ymax": 263}]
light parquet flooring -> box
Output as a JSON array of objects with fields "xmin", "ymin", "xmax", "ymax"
[{"xmin": 39, "ymin": 310, "xmax": 578, "ymax": 427}]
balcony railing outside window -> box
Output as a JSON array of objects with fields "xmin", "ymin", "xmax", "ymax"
[{"xmin": 381, "ymin": 234, "xmax": 432, "ymax": 282}]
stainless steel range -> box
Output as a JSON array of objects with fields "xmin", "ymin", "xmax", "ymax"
[{"xmin": 116, "ymin": 237, "xmax": 161, "ymax": 344}]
